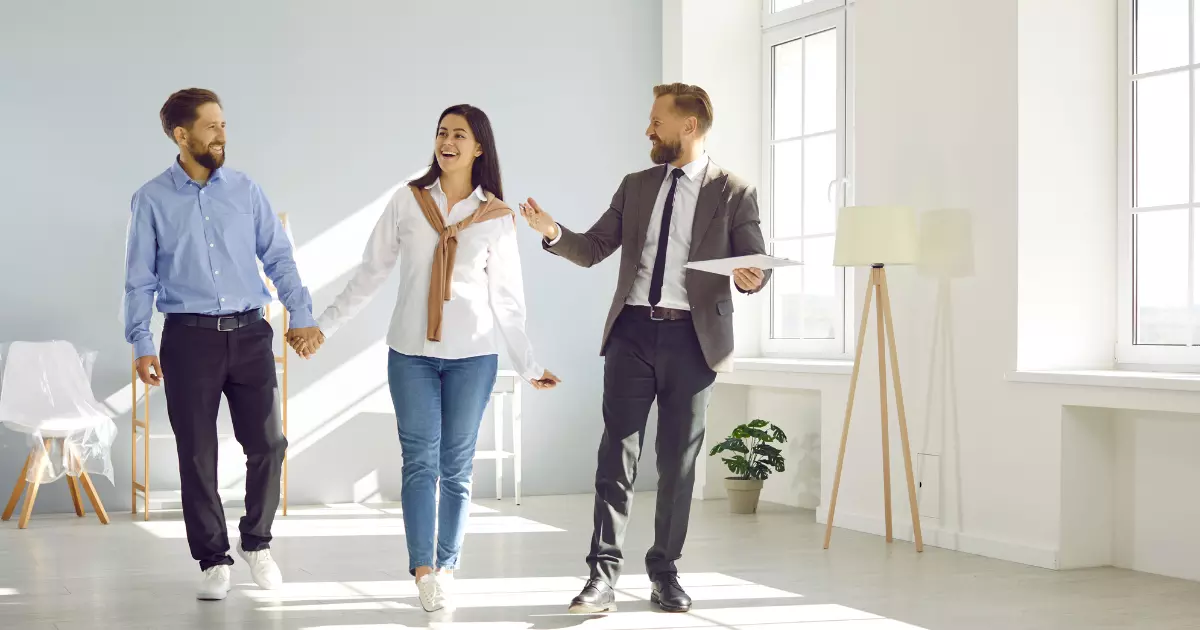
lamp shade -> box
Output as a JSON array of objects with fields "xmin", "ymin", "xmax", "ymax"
[
  {"xmin": 917, "ymin": 208, "xmax": 974, "ymax": 279},
  {"xmin": 832, "ymin": 206, "xmax": 919, "ymax": 267}
]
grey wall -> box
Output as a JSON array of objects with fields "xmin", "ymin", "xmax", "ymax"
[{"xmin": 0, "ymin": 0, "xmax": 663, "ymax": 513}]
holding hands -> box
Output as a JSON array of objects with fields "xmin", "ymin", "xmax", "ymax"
[{"xmin": 285, "ymin": 326, "xmax": 325, "ymax": 359}]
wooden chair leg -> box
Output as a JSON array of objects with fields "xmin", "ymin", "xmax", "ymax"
[
  {"xmin": 18, "ymin": 447, "xmax": 48, "ymax": 529},
  {"xmin": 2, "ymin": 452, "xmax": 33, "ymax": 521},
  {"xmin": 77, "ymin": 469, "xmax": 109, "ymax": 525},
  {"xmin": 66, "ymin": 476, "xmax": 85, "ymax": 517}
]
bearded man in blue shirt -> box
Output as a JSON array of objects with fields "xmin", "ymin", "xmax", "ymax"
[{"xmin": 123, "ymin": 88, "xmax": 324, "ymax": 601}]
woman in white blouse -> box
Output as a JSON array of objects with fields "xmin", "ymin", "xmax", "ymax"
[{"xmin": 305, "ymin": 104, "xmax": 558, "ymax": 612}]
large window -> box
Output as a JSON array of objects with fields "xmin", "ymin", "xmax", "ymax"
[
  {"xmin": 1119, "ymin": 0, "xmax": 1200, "ymax": 366},
  {"xmin": 762, "ymin": 0, "xmax": 852, "ymax": 356}
]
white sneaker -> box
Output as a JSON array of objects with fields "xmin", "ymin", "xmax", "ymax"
[
  {"xmin": 237, "ymin": 545, "xmax": 283, "ymax": 590},
  {"xmin": 417, "ymin": 573, "xmax": 446, "ymax": 612},
  {"xmin": 436, "ymin": 570, "xmax": 456, "ymax": 611},
  {"xmin": 197, "ymin": 565, "xmax": 231, "ymax": 601}
]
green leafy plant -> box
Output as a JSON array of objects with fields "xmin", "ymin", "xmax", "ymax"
[{"xmin": 708, "ymin": 419, "xmax": 788, "ymax": 481}]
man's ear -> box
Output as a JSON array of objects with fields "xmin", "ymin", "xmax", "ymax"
[{"xmin": 172, "ymin": 126, "xmax": 186, "ymax": 147}]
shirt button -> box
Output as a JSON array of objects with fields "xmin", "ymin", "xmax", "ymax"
[
  {"xmin": 200, "ymin": 189, "xmax": 205, "ymax": 195},
  {"xmin": 214, "ymin": 270, "xmax": 220, "ymax": 275},
  {"xmin": 210, "ymin": 243, "xmax": 215, "ymax": 248},
  {"xmin": 220, "ymin": 298, "xmax": 226, "ymax": 302},
  {"xmin": 205, "ymin": 216, "xmax": 210, "ymax": 221}
]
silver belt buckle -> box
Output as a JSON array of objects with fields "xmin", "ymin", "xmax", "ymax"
[
  {"xmin": 216, "ymin": 316, "xmax": 237, "ymax": 332},
  {"xmin": 650, "ymin": 306, "xmax": 665, "ymax": 321}
]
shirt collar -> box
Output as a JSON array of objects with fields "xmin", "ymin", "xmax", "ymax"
[
  {"xmin": 426, "ymin": 177, "xmax": 488, "ymax": 202},
  {"xmin": 672, "ymin": 152, "xmax": 710, "ymax": 182},
  {"xmin": 169, "ymin": 158, "xmax": 224, "ymax": 190}
]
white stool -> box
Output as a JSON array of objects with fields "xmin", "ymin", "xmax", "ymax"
[{"xmin": 477, "ymin": 370, "xmax": 523, "ymax": 504}]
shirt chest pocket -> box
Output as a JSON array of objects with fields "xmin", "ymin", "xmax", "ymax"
[{"xmin": 201, "ymin": 197, "xmax": 256, "ymax": 253}]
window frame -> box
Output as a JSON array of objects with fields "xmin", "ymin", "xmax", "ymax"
[
  {"xmin": 760, "ymin": 0, "xmax": 854, "ymax": 358},
  {"xmin": 1116, "ymin": 0, "xmax": 1200, "ymax": 368},
  {"xmin": 763, "ymin": 0, "xmax": 847, "ymax": 29}
]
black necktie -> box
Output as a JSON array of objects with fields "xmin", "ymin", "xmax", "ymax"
[{"xmin": 648, "ymin": 168, "xmax": 686, "ymax": 307}]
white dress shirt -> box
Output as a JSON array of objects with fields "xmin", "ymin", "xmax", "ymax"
[
  {"xmin": 546, "ymin": 153, "xmax": 709, "ymax": 311},
  {"xmin": 316, "ymin": 179, "xmax": 543, "ymax": 381},
  {"xmin": 626, "ymin": 153, "xmax": 709, "ymax": 310}
]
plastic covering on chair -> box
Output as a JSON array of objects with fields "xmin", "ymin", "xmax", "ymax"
[{"xmin": 0, "ymin": 341, "xmax": 117, "ymax": 485}]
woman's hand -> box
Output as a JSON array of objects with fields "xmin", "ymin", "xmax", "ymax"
[
  {"xmin": 530, "ymin": 369, "xmax": 561, "ymax": 390},
  {"xmin": 519, "ymin": 198, "xmax": 560, "ymax": 241}
]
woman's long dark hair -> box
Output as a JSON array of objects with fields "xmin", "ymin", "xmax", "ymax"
[{"xmin": 409, "ymin": 104, "xmax": 504, "ymax": 200}]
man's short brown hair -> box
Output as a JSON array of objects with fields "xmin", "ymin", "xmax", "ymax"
[
  {"xmin": 159, "ymin": 88, "xmax": 221, "ymax": 140},
  {"xmin": 653, "ymin": 83, "xmax": 714, "ymax": 135}
]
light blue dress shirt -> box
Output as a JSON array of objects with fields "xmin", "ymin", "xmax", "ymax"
[{"xmin": 124, "ymin": 160, "xmax": 316, "ymax": 359}]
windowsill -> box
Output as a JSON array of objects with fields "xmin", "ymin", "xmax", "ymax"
[
  {"xmin": 731, "ymin": 357, "xmax": 854, "ymax": 375},
  {"xmin": 1006, "ymin": 369, "xmax": 1200, "ymax": 393}
]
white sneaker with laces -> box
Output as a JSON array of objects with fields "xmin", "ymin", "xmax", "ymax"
[
  {"xmin": 436, "ymin": 570, "xmax": 456, "ymax": 611},
  {"xmin": 237, "ymin": 544, "xmax": 283, "ymax": 590},
  {"xmin": 197, "ymin": 565, "xmax": 231, "ymax": 601},
  {"xmin": 417, "ymin": 573, "xmax": 446, "ymax": 612}
]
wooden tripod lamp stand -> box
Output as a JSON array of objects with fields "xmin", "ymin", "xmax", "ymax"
[{"xmin": 824, "ymin": 205, "xmax": 923, "ymax": 552}]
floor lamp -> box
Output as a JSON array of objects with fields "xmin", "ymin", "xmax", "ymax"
[{"xmin": 823, "ymin": 205, "xmax": 923, "ymax": 551}]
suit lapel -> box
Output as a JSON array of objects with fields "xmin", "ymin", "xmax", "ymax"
[
  {"xmin": 689, "ymin": 161, "xmax": 723, "ymax": 259},
  {"xmin": 634, "ymin": 164, "xmax": 667, "ymax": 254}
]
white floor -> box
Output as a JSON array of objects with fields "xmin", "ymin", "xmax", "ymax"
[{"xmin": 2, "ymin": 493, "xmax": 1199, "ymax": 629}]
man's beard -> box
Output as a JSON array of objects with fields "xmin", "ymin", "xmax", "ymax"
[
  {"xmin": 650, "ymin": 137, "xmax": 681, "ymax": 165},
  {"xmin": 189, "ymin": 139, "xmax": 225, "ymax": 170}
]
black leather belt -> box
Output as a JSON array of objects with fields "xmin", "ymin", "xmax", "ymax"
[
  {"xmin": 167, "ymin": 308, "xmax": 264, "ymax": 332},
  {"xmin": 624, "ymin": 305, "xmax": 692, "ymax": 321}
]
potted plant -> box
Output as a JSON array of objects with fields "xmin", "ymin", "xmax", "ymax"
[{"xmin": 708, "ymin": 419, "xmax": 787, "ymax": 514}]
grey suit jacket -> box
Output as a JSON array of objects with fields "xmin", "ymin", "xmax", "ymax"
[{"xmin": 543, "ymin": 160, "xmax": 769, "ymax": 373}]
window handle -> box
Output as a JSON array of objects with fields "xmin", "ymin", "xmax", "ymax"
[{"xmin": 827, "ymin": 177, "xmax": 850, "ymax": 204}]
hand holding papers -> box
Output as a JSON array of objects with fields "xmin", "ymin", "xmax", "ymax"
[{"xmin": 684, "ymin": 254, "xmax": 800, "ymax": 276}]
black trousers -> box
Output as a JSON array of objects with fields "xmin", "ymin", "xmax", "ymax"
[
  {"xmin": 587, "ymin": 308, "xmax": 717, "ymax": 585},
  {"xmin": 160, "ymin": 317, "xmax": 287, "ymax": 571}
]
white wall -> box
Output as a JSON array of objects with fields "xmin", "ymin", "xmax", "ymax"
[
  {"xmin": 0, "ymin": 0, "xmax": 662, "ymax": 513},
  {"xmin": 678, "ymin": 0, "xmax": 1200, "ymax": 581},
  {"xmin": 1113, "ymin": 411, "xmax": 1200, "ymax": 582},
  {"xmin": 842, "ymin": 0, "xmax": 1066, "ymax": 558},
  {"xmin": 1016, "ymin": 0, "xmax": 1117, "ymax": 370}
]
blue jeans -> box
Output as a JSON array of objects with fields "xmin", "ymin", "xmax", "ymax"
[{"xmin": 387, "ymin": 350, "xmax": 497, "ymax": 575}]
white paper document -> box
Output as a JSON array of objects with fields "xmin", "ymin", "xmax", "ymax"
[{"xmin": 684, "ymin": 254, "xmax": 801, "ymax": 276}]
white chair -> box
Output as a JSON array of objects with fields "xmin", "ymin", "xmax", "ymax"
[{"xmin": 0, "ymin": 341, "xmax": 115, "ymax": 528}]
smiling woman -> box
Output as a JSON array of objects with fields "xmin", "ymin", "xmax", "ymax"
[
  {"xmin": 408, "ymin": 104, "xmax": 504, "ymax": 203},
  {"xmin": 310, "ymin": 103, "xmax": 560, "ymax": 613}
]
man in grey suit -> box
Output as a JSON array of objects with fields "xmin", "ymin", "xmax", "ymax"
[{"xmin": 519, "ymin": 83, "xmax": 769, "ymax": 614}]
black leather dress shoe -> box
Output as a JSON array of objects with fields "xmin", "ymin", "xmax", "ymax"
[
  {"xmin": 651, "ymin": 573, "xmax": 692, "ymax": 612},
  {"xmin": 568, "ymin": 578, "xmax": 617, "ymax": 614}
]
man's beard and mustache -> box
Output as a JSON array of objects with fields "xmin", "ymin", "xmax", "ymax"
[
  {"xmin": 189, "ymin": 138, "xmax": 226, "ymax": 170},
  {"xmin": 650, "ymin": 135, "xmax": 682, "ymax": 165}
]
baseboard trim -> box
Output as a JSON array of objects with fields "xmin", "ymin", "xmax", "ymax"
[{"xmin": 816, "ymin": 509, "xmax": 1060, "ymax": 570}]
